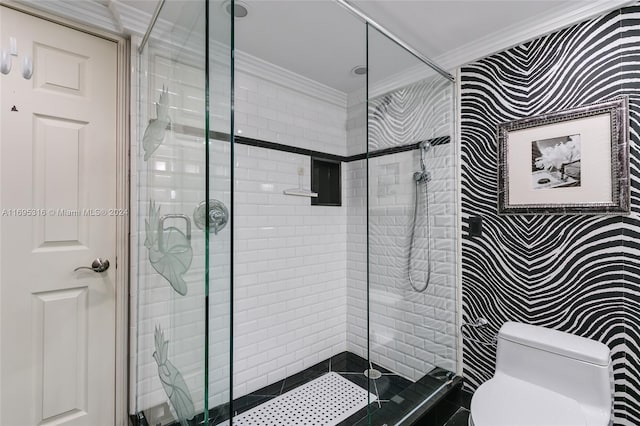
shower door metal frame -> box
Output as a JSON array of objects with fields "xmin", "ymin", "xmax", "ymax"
[
  {"xmin": 334, "ymin": 0, "xmax": 454, "ymax": 82},
  {"xmin": 0, "ymin": 1, "xmax": 132, "ymax": 424}
]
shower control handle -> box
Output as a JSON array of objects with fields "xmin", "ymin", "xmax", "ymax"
[{"xmin": 74, "ymin": 258, "xmax": 110, "ymax": 273}]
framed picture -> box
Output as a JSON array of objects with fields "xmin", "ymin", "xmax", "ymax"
[{"xmin": 497, "ymin": 97, "xmax": 629, "ymax": 215}]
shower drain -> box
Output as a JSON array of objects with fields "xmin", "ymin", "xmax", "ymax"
[{"xmin": 363, "ymin": 368, "xmax": 382, "ymax": 379}]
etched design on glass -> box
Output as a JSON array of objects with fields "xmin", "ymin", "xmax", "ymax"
[
  {"xmin": 145, "ymin": 200, "xmax": 193, "ymax": 295},
  {"xmin": 143, "ymin": 85, "xmax": 170, "ymax": 161},
  {"xmin": 153, "ymin": 325, "xmax": 195, "ymax": 426}
]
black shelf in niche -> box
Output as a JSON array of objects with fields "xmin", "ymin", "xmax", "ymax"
[{"xmin": 311, "ymin": 157, "xmax": 341, "ymax": 206}]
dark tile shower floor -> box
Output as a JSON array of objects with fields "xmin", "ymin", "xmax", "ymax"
[
  {"xmin": 214, "ymin": 351, "xmax": 459, "ymax": 426},
  {"xmin": 133, "ymin": 351, "xmax": 461, "ymax": 426}
]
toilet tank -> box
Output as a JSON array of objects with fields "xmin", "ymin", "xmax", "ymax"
[{"xmin": 495, "ymin": 322, "xmax": 612, "ymax": 413}]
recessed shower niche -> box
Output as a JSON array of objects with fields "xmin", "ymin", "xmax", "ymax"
[
  {"xmin": 132, "ymin": 1, "xmax": 458, "ymax": 425},
  {"xmin": 311, "ymin": 158, "xmax": 341, "ymax": 206}
]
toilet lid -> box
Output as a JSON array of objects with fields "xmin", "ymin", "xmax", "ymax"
[{"xmin": 470, "ymin": 375, "xmax": 587, "ymax": 426}]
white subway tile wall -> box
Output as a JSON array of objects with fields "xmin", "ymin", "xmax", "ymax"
[
  {"xmin": 345, "ymin": 149, "xmax": 457, "ymax": 379},
  {"xmin": 232, "ymin": 58, "xmax": 348, "ymax": 156},
  {"xmin": 133, "ymin": 49, "xmax": 457, "ymax": 416},
  {"xmin": 345, "ymin": 160, "xmax": 368, "ymax": 357},
  {"xmin": 345, "ymin": 77, "xmax": 457, "ymax": 380},
  {"xmin": 233, "ymin": 144, "xmax": 348, "ymax": 397},
  {"xmin": 346, "ymin": 88, "xmax": 367, "ymax": 156},
  {"xmin": 232, "ymin": 54, "xmax": 350, "ymax": 397},
  {"xmin": 135, "ymin": 52, "xmax": 349, "ymax": 413}
]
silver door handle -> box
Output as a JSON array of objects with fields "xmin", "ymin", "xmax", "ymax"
[{"xmin": 74, "ymin": 258, "xmax": 110, "ymax": 273}]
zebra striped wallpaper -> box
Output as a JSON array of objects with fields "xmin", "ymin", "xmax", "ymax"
[{"xmin": 460, "ymin": 5, "xmax": 640, "ymax": 425}]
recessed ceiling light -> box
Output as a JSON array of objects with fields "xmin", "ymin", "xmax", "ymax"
[
  {"xmin": 351, "ymin": 66, "xmax": 367, "ymax": 76},
  {"xmin": 224, "ymin": 0, "xmax": 249, "ymax": 18}
]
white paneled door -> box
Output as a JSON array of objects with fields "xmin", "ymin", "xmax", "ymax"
[{"xmin": 0, "ymin": 7, "xmax": 118, "ymax": 426}]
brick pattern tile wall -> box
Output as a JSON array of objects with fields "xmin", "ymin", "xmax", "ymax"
[
  {"xmin": 133, "ymin": 49, "xmax": 458, "ymax": 415},
  {"xmin": 232, "ymin": 143, "xmax": 347, "ymax": 397},
  {"xmin": 134, "ymin": 51, "xmax": 348, "ymax": 413},
  {"xmin": 345, "ymin": 76, "xmax": 457, "ymax": 380},
  {"xmin": 345, "ymin": 148, "xmax": 457, "ymax": 379}
]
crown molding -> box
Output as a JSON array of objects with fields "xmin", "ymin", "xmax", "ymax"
[
  {"xmin": 368, "ymin": 64, "xmax": 441, "ymax": 99},
  {"xmin": 434, "ymin": 0, "xmax": 637, "ymax": 70},
  {"xmin": 13, "ymin": 0, "xmax": 187, "ymax": 38},
  {"xmin": 13, "ymin": 0, "xmax": 120, "ymax": 33},
  {"xmin": 360, "ymin": 1, "xmax": 634, "ymax": 99},
  {"xmin": 15, "ymin": 0, "xmax": 346, "ymax": 108},
  {"xmin": 112, "ymin": 0, "xmax": 152, "ymax": 36},
  {"xmin": 16, "ymin": 0, "xmax": 631, "ymax": 107}
]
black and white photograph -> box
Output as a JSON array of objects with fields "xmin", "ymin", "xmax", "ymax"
[
  {"xmin": 497, "ymin": 97, "xmax": 628, "ymax": 215},
  {"xmin": 531, "ymin": 134, "xmax": 581, "ymax": 189}
]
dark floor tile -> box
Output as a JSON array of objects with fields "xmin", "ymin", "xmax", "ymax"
[
  {"xmin": 368, "ymin": 377, "xmax": 463, "ymax": 426},
  {"xmin": 330, "ymin": 351, "xmax": 370, "ymax": 373},
  {"xmin": 250, "ymin": 378, "xmax": 285, "ymax": 397},
  {"xmin": 339, "ymin": 371, "xmax": 375, "ymax": 393},
  {"xmin": 337, "ymin": 401, "xmax": 383, "ymax": 426},
  {"xmin": 133, "ymin": 351, "xmax": 461, "ymax": 426},
  {"xmin": 457, "ymin": 389, "xmax": 473, "ymax": 409},
  {"xmin": 444, "ymin": 408, "xmax": 470, "ymax": 426},
  {"xmin": 231, "ymin": 393, "xmax": 275, "ymax": 414},
  {"xmin": 372, "ymin": 374, "xmax": 413, "ymax": 400},
  {"xmin": 427, "ymin": 367, "xmax": 456, "ymax": 382},
  {"xmin": 415, "ymin": 371, "xmax": 450, "ymax": 391},
  {"xmin": 208, "ymin": 406, "xmax": 231, "ymax": 426}
]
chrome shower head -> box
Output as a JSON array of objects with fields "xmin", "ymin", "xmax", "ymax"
[{"xmin": 418, "ymin": 140, "xmax": 431, "ymax": 174}]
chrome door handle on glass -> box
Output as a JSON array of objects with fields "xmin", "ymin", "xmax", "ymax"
[
  {"xmin": 193, "ymin": 199, "xmax": 228, "ymax": 235},
  {"xmin": 74, "ymin": 258, "xmax": 110, "ymax": 273}
]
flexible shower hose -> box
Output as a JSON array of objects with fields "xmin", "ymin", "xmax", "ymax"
[{"xmin": 408, "ymin": 178, "xmax": 431, "ymax": 292}]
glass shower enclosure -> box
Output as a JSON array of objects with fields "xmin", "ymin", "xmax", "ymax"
[
  {"xmin": 133, "ymin": 1, "xmax": 231, "ymax": 424},
  {"xmin": 132, "ymin": 1, "xmax": 457, "ymax": 425}
]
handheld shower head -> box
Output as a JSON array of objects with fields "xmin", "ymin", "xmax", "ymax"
[
  {"xmin": 417, "ymin": 140, "xmax": 432, "ymax": 178},
  {"xmin": 409, "ymin": 141, "xmax": 434, "ymax": 293}
]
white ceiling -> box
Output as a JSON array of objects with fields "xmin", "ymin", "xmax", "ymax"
[
  {"xmin": 15, "ymin": 0, "xmax": 635, "ymax": 92},
  {"xmin": 232, "ymin": 0, "xmax": 635, "ymax": 92},
  {"xmin": 350, "ymin": 0, "xmax": 635, "ymax": 69},
  {"xmin": 233, "ymin": 1, "xmax": 367, "ymax": 93},
  {"xmin": 352, "ymin": 1, "xmax": 577, "ymax": 61}
]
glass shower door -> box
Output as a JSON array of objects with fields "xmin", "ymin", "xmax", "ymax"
[
  {"xmin": 133, "ymin": 1, "xmax": 232, "ymax": 424},
  {"xmin": 365, "ymin": 23, "xmax": 458, "ymax": 423},
  {"xmin": 206, "ymin": 0, "xmax": 233, "ymax": 423}
]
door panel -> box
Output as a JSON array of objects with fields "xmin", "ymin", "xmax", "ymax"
[
  {"xmin": 33, "ymin": 287, "xmax": 89, "ymax": 422},
  {"xmin": 34, "ymin": 114, "xmax": 89, "ymax": 248},
  {"xmin": 33, "ymin": 43, "xmax": 89, "ymax": 96},
  {"xmin": 0, "ymin": 7, "xmax": 118, "ymax": 426}
]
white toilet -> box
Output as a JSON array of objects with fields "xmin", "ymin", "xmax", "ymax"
[{"xmin": 469, "ymin": 322, "xmax": 613, "ymax": 426}]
